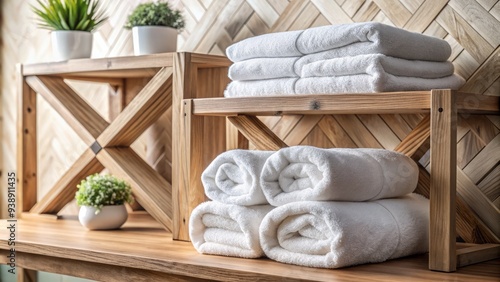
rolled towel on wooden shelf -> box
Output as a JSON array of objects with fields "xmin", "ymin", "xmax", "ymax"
[
  {"xmin": 202, "ymin": 149, "xmax": 273, "ymax": 205},
  {"xmin": 189, "ymin": 201, "xmax": 274, "ymax": 258},
  {"xmin": 259, "ymin": 193, "xmax": 429, "ymax": 268},
  {"xmin": 226, "ymin": 22, "xmax": 451, "ymax": 62},
  {"xmin": 261, "ymin": 146, "xmax": 418, "ymax": 206}
]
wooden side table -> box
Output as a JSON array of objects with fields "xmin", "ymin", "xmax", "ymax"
[{"xmin": 17, "ymin": 52, "xmax": 230, "ymax": 233}]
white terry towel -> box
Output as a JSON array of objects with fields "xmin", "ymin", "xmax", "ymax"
[
  {"xmin": 300, "ymin": 54, "xmax": 455, "ymax": 79},
  {"xmin": 295, "ymin": 73, "xmax": 465, "ymax": 94},
  {"xmin": 226, "ymin": 22, "xmax": 450, "ymax": 62},
  {"xmin": 190, "ymin": 201, "xmax": 274, "ymax": 258},
  {"xmin": 202, "ymin": 149, "xmax": 274, "ymax": 205},
  {"xmin": 259, "ymin": 193, "xmax": 429, "ymax": 268},
  {"xmin": 224, "ymin": 73, "xmax": 465, "ymax": 97},
  {"xmin": 227, "ymin": 54, "xmax": 455, "ymax": 81},
  {"xmin": 224, "ymin": 78, "xmax": 297, "ymax": 97},
  {"xmin": 228, "ymin": 57, "xmax": 300, "ymax": 81},
  {"xmin": 261, "ymin": 146, "xmax": 418, "ymax": 206}
]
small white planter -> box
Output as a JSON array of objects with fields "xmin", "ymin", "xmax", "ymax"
[
  {"xmin": 51, "ymin": 30, "xmax": 93, "ymax": 61},
  {"xmin": 78, "ymin": 205, "xmax": 128, "ymax": 230},
  {"xmin": 132, "ymin": 26, "xmax": 178, "ymax": 55}
]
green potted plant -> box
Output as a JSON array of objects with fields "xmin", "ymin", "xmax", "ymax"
[
  {"xmin": 76, "ymin": 173, "xmax": 134, "ymax": 230},
  {"xmin": 125, "ymin": 1, "xmax": 185, "ymax": 55},
  {"xmin": 31, "ymin": 0, "xmax": 107, "ymax": 61}
]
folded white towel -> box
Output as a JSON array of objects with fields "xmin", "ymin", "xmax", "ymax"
[
  {"xmin": 190, "ymin": 201, "xmax": 273, "ymax": 258},
  {"xmin": 227, "ymin": 22, "xmax": 450, "ymax": 62},
  {"xmin": 202, "ymin": 149, "xmax": 274, "ymax": 205},
  {"xmin": 300, "ymin": 54, "xmax": 455, "ymax": 79},
  {"xmin": 259, "ymin": 193, "xmax": 429, "ymax": 268},
  {"xmin": 228, "ymin": 57, "xmax": 299, "ymax": 81},
  {"xmin": 295, "ymin": 73, "xmax": 465, "ymax": 94},
  {"xmin": 224, "ymin": 74, "xmax": 465, "ymax": 97},
  {"xmin": 228, "ymin": 54, "xmax": 455, "ymax": 81},
  {"xmin": 261, "ymin": 146, "xmax": 418, "ymax": 206},
  {"xmin": 224, "ymin": 78, "xmax": 297, "ymax": 97}
]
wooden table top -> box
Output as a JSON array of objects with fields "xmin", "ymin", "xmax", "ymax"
[{"xmin": 1, "ymin": 214, "xmax": 498, "ymax": 281}]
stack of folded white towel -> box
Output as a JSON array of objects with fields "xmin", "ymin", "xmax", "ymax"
[
  {"xmin": 189, "ymin": 146, "xmax": 429, "ymax": 268},
  {"xmin": 224, "ymin": 22, "xmax": 465, "ymax": 97}
]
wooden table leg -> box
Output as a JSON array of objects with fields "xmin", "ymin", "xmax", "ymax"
[{"xmin": 429, "ymin": 89, "xmax": 457, "ymax": 272}]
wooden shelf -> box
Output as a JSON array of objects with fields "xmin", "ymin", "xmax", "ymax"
[
  {"xmin": 1, "ymin": 216, "xmax": 498, "ymax": 282},
  {"xmin": 180, "ymin": 89, "xmax": 500, "ymax": 273},
  {"xmin": 191, "ymin": 91, "xmax": 500, "ymax": 116}
]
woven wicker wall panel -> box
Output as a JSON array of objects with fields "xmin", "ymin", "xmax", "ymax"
[{"xmin": 1, "ymin": 0, "xmax": 498, "ymax": 242}]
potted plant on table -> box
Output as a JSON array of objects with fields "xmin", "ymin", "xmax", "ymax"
[
  {"xmin": 31, "ymin": 0, "xmax": 107, "ymax": 61},
  {"xmin": 125, "ymin": 1, "xmax": 185, "ymax": 55},
  {"xmin": 76, "ymin": 173, "xmax": 134, "ymax": 230}
]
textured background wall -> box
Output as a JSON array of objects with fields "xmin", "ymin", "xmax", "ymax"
[{"xmin": 0, "ymin": 0, "xmax": 499, "ymax": 243}]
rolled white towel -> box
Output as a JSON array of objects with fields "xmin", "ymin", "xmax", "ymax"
[
  {"xmin": 190, "ymin": 201, "xmax": 274, "ymax": 258},
  {"xmin": 259, "ymin": 193, "xmax": 429, "ymax": 268},
  {"xmin": 202, "ymin": 149, "xmax": 274, "ymax": 205},
  {"xmin": 261, "ymin": 146, "xmax": 418, "ymax": 206},
  {"xmin": 227, "ymin": 22, "xmax": 450, "ymax": 62}
]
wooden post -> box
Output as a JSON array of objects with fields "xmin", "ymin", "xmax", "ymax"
[
  {"xmin": 172, "ymin": 53, "xmax": 229, "ymax": 240},
  {"xmin": 429, "ymin": 89, "xmax": 457, "ymax": 272},
  {"xmin": 16, "ymin": 64, "xmax": 37, "ymax": 213}
]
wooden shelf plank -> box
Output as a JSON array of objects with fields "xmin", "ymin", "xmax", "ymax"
[
  {"xmin": 190, "ymin": 53, "xmax": 232, "ymax": 68},
  {"xmin": 26, "ymin": 75, "xmax": 109, "ymax": 145},
  {"xmin": 227, "ymin": 115, "xmax": 288, "ymax": 150},
  {"xmin": 22, "ymin": 53, "xmax": 174, "ymax": 77},
  {"xmin": 97, "ymin": 67, "xmax": 172, "ymax": 147},
  {"xmin": 30, "ymin": 148, "xmax": 104, "ymax": 214},
  {"xmin": 429, "ymin": 89, "xmax": 457, "ymax": 272},
  {"xmin": 0, "ymin": 217, "xmax": 498, "ymax": 282},
  {"xmin": 456, "ymin": 92, "xmax": 500, "ymax": 113},
  {"xmin": 457, "ymin": 244, "xmax": 500, "ymax": 268},
  {"xmin": 96, "ymin": 147, "xmax": 173, "ymax": 231},
  {"xmin": 192, "ymin": 92, "xmax": 432, "ymax": 116}
]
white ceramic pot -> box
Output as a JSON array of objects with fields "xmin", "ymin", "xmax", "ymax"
[
  {"xmin": 51, "ymin": 30, "xmax": 92, "ymax": 61},
  {"xmin": 78, "ymin": 205, "xmax": 128, "ymax": 230},
  {"xmin": 132, "ymin": 26, "xmax": 178, "ymax": 55}
]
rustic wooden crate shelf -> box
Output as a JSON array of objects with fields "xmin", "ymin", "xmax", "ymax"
[
  {"xmin": 180, "ymin": 90, "xmax": 500, "ymax": 273},
  {"xmin": 16, "ymin": 52, "xmax": 230, "ymax": 235},
  {"xmin": 1, "ymin": 216, "xmax": 498, "ymax": 281}
]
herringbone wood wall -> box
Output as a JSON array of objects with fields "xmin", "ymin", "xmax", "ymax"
[{"xmin": 1, "ymin": 0, "xmax": 498, "ymax": 242}]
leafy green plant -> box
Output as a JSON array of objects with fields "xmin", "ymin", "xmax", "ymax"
[
  {"xmin": 32, "ymin": 0, "xmax": 107, "ymax": 31},
  {"xmin": 124, "ymin": 1, "xmax": 185, "ymax": 30},
  {"xmin": 76, "ymin": 173, "xmax": 134, "ymax": 214}
]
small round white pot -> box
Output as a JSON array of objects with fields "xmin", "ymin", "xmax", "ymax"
[
  {"xmin": 78, "ymin": 205, "xmax": 128, "ymax": 230},
  {"xmin": 51, "ymin": 30, "xmax": 92, "ymax": 61},
  {"xmin": 132, "ymin": 26, "xmax": 178, "ymax": 55}
]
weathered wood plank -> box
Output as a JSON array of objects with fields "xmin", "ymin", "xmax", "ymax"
[
  {"xmin": 430, "ymin": 89, "xmax": 457, "ymax": 272},
  {"xmin": 25, "ymin": 75, "xmax": 109, "ymax": 145},
  {"xmin": 97, "ymin": 67, "xmax": 172, "ymax": 147},
  {"xmin": 96, "ymin": 147, "xmax": 173, "ymax": 231},
  {"xmin": 192, "ymin": 93, "xmax": 432, "ymax": 116},
  {"xmin": 30, "ymin": 149, "xmax": 103, "ymax": 214},
  {"xmin": 228, "ymin": 115, "xmax": 287, "ymax": 150}
]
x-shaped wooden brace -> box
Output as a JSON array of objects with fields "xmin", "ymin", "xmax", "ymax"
[{"xmin": 24, "ymin": 67, "xmax": 173, "ymax": 230}]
